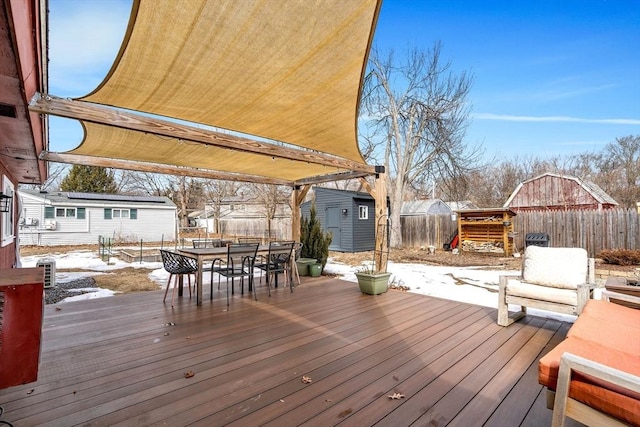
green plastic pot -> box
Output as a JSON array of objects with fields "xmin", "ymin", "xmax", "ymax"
[
  {"xmin": 296, "ymin": 258, "xmax": 317, "ymax": 276},
  {"xmin": 309, "ymin": 263, "xmax": 322, "ymax": 277},
  {"xmin": 355, "ymin": 272, "xmax": 391, "ymax": 295}
]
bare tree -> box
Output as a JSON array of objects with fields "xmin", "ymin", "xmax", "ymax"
[
  {"xmin": 596, "ymin": 135, "xmax": 640, "ymax": 208},
  {"xmin": 202, "ymin": 180, "xmax": 242, "ymax": 234},
  {"xmin": 362, "ymin": 42, "xmax": 483, "ymax": 246},
  {"xmin": 117, "ymin": 171, "xmax": 172, "ymax": 196},
  {"xmin": 249, "ymin": 183, "xmax": 291, "ymax": 240},
  {"xmin": 18, "ymin": 162, "xmax": 68, "ymax": 191}
]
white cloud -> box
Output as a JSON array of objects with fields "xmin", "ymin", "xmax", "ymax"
[{"xmin": 472, "ymin": 113, "xmax": 640, "ymax": 125}]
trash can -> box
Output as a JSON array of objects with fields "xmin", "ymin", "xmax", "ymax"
[{"xmin": 525, "ymin": 233, "xmax": 550, "ymax": 247}]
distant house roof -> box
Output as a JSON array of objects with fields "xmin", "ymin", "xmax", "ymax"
[
  {"xmin": 503, "ymin": 172, "xmax": 618, "ymax": 210},
  {"xmin": 20, "ymin": 189, "xmax": 176, "ymax": 208},
  {"xmin": 401, "ymin": 199, "xmax": 452, "ymax": 216}
]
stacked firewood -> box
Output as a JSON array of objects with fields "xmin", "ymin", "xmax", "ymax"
[{"xmin": 461, "ymin": 240, "xmax": 504, "ymax": 253}]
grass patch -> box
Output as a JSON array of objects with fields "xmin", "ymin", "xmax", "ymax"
[{"xmin": 59, "ymin": 267, "xmax": 161, "ymax": 294}]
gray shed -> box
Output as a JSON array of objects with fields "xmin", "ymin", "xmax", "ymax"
[{"xmin": 301, "ymin": 187, "xmax": 375, "ymax": 252}]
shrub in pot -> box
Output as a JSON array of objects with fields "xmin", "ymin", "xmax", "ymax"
[{"xmin": 300, "ymin": 203, "xmax": 332, "ymax": 272}]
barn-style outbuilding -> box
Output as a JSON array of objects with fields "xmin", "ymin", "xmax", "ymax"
[{"xmin": 504, "ymin": 172, "xmax": 618, "ymax": 212}]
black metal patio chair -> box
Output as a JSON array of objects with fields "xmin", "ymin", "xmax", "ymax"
[
  {"xmin": 210, "ymin": 243, "xmax": 259, "ymax": 306},
  {"xmin": 192, "ymin": 238, "xmax": 222, "ymax": 248},
  {"xmin": 255, "ymin": 241, "xmax": 295, "ymax": 296},
  {"xmin": 160, "ymin": 249, "xmax": 198, "ymax": 307}
]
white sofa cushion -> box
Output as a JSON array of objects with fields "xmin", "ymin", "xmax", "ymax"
[
  {"xmin": 506, "ymin": 279, "xmax": 578, "ymax": 306},
  {"xmin": 522, "ymin": 246, "xmax": 588, "ymax": 289}
]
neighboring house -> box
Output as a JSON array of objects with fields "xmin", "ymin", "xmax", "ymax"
[
  {"xmin": 18, "ymin": 190, "xmax": 176, "ymax": 246},
  {"xmin": 190, "ymin": 196, "xmax": 291, "ymax": 240},
  {"xmin": 301, "ymin": 187, "xmax": 375, "ymax": 252},
  {"xmin": 400, "ymin": 199, "xmax": 453, "ymax": 217},
  {"xmin": 504, "ymin": 173, "xmax": 618, "ymax": 212}
]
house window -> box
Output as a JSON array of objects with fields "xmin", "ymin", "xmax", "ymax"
[
  {"xmin": 55, "ymin": 208, "xmax": 76, "ymax": 218},
  {"xmin": 105, "ymin": 208, "xmax": 136, "ymax": 219},
  {"xmin": 358, "ymin": 205, "xmax": 369, "ymax": 220},
  {"xmin": 113, "ymin": 208, "xmax": 129, "ymax": 218},
  {"xmin": 44, "ymin": 206, "xmax": 54, "ymax": 218},
  {"xmin": 1, "ymin": 176, "xmax": 14, "ymax": 247},
  {"xmin": 77, "ymin": 208, "xmax": 86, "ymax": 219}
]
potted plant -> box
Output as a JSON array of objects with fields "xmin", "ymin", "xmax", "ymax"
[
  {"xmin": 299, "ymin": 203, "xmax": 332, "ymax": 276},
  {"xmin": 354, "ymin": 262, "xmax": 391, "ymax": 295}
]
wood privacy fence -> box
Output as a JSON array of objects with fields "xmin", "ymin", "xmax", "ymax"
[
  {"xmin": 218, "ymin": 218, "xmax": 292, "ymax": 241},
  {"xmin": 401, "ymin": 208, "xmax": 639, "ymax": 257},
  {"xmin": 401, "ymin": 215, "xmax": 458, "ymax": 249},
  {"xmin": 512, "ymin": 208, "xmax": 639, "ymax": 256}
]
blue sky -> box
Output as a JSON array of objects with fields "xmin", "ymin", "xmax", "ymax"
[{"xmin": 49, "ymin": 0, "xmax": 640, "ymax": 161}]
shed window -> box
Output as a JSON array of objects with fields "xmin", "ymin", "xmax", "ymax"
[{"xmin": 358, "ymin": 205, "xmax": 369, "ymax": 220}]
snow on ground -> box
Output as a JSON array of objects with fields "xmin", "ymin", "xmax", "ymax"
[{"xmin": 20, "ymin": 250, "xmax": 578, "ymax": 322}]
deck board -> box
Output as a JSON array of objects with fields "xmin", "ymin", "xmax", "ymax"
[{"xmin": 0, "ymin": 276, "xmax": 573, "ymax": 426}]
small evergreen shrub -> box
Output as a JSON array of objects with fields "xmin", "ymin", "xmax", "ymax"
[
  {"xmin": 598, "ymin": 249, "xmax": 640, "ymax": 266},
  {"xmin": 300, "ymin": 203, "xmax": 332, "ymax": 267}
]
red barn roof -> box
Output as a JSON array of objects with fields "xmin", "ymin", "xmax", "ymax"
[{"xmin": 503, "ymin": 173, "xmax": 618, "ymax": 211}]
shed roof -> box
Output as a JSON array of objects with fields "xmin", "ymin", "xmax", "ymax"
[
  {"xmin": 400, "ymin": 199, "xmax": 453, "ymax": 216},
  {"xmin": 314, "ymin": 186, "xmax": 374, "ymax": 200}
]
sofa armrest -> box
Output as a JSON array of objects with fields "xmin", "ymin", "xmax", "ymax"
[
  {"xmin": 553, "ymin": 352, "xmax": 640, "ymax": 427},
  {"xmin": 576, "ymin": 283, "xmax": 595, "ymax": 314},
  {"xmin": 498, "ymin": 274, "xmax": 521, "ymax": 289},
  {"xmin": 602, "ymin": 290, "xmax": 640, "ymax": 306}
]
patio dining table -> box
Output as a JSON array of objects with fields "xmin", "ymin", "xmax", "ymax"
[{"xmin": 179, "ymin": 245, "xmax": 270, "ymax": 305}]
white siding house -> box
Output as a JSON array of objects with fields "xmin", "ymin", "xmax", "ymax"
[{"xmin": 18, "ymin": 190, "xmax": 176, "ymax": 246}]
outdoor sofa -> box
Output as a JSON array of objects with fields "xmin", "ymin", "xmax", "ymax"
[{"xmin": 538, "ymin": 290, "xmax": 640, "ymax": 426}]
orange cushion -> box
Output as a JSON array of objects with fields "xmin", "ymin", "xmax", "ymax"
[
  {"xmin": 539, "ymin": 337, "xmax": 640, "ymax": 424},
  {"xmin": 581, "ymin": 299, "xmax": 640, "ymax": 327},
  {"xmin": 568, "ymin": 303, "xmax": 640, "ymax": 356},
  {"xmin": 570, "ymin": 379, "xmax": 640, "ymax": 426}
]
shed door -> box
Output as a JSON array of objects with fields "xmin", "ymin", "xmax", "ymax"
[{"xmin": 326, "ymin": 206, "xmax": 341, "ymax": 250}]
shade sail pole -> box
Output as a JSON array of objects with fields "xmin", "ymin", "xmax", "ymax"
[
  {"xmin": 291, "ymin": 184, "xmax": 311, "ymax": 242},
  {"xmin": 373, "ymin": 169, "xmax": 388, "ymax": 273},
  {"xmin": 359, "ymin": 168, "xmax": 388, "ymax": 272}
]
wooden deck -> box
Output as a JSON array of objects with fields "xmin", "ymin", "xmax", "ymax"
[{"xmin": 0, "ymin": 276, "xmax": 577, "ymax": 426}]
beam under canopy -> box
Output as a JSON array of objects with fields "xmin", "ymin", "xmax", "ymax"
[{"xmin": 30, "ymin": 94, "xmax": 376, "ymax": 176}]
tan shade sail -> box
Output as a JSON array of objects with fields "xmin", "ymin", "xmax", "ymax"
[
  {"xmin": 69, "ymin": 122, "xmax": 346, "ymax": 182},
  {"xmin": 69, "ymin": 0, "xmax": 381, "ymax": 180}
]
